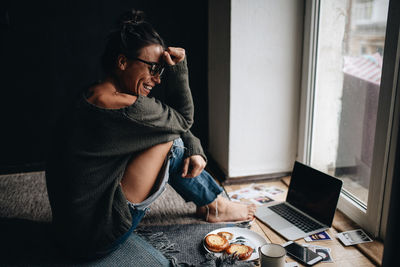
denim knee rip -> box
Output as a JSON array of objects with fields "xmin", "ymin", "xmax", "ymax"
[
  {"xmin": 125, "ymin": 138, "xmax": 186, "ymax": 211},
  {"xmin": 126, "ymin": 156, "xmax": 171, "ymax": 212}
]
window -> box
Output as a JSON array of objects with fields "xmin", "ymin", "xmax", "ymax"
[{"xmin": 299, "ymin": 0, "xmax": 399, "ymax": 238}]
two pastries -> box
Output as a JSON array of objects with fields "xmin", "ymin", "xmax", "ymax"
[{"xmin": 204, "ymin": 231, "xmax": 253, "ymax": 260}]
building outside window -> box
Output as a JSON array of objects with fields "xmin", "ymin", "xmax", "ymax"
[{"xmin": 300, "ymin": 0, "xmax": 398, "ymax": 237}]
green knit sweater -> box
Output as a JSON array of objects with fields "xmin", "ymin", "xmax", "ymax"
[{"xmin": 45, "ymin": 58, "xmax": 205, "ymax": 257}]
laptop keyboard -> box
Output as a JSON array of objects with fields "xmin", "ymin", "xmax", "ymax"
[{"xmin": 269, "ymin": 203, "xmax": 324, "ymax": 233}]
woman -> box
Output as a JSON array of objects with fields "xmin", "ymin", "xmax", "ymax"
[{"xmin": 45, "ymin": 9, "xmax": 256, "ymax": 259}]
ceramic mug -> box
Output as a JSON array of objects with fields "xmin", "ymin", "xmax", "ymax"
[{"xmin": 258, "ymin": 243, "xmax": 286, "ymax": 267}]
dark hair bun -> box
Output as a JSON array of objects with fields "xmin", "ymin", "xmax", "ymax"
[
  {"xmin": 119, "ymin": 9, "xmax": 146, "ymax": 26},
  {"xmin": 101, "ymin": 8, "xmax": 165, "ymax": 74}
]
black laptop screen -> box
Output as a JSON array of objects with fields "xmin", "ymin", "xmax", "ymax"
[{"xmin": 286, "ymin": 161, "xmax": 343, "ymax": 227}]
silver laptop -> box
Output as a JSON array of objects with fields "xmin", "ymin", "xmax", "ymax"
[{"xmin": 255, "ymin": 161, "xmax": 343, "ymax": 241}]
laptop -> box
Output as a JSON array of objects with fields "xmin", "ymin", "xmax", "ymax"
[{"xmin": 255, "ymin": 161, "xmax": 343, "ymax": 241}]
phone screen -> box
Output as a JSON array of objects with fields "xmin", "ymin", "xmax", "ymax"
[{"xmin": 285, "ymin": 242, "xmax": 321, "ymax": 264}]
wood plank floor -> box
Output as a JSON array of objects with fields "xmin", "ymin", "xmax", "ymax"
[{"xmin": 223, "ymin": 178, "xmax": 377, "ymax": 267}]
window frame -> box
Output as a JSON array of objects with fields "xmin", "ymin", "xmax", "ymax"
[{"xmin": 298, "ymin": 0, "xmax": 400, "ymax": 238}]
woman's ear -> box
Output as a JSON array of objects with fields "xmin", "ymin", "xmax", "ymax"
[{"xmin": 117, "ymin": 54, "xmax": 128, "ymax": 70}]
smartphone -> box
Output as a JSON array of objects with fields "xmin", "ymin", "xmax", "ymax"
[{"xmin": 282, "ymin": 241, "xmax": 323, "ymax": 266}]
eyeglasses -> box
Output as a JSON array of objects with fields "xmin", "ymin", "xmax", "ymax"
[{"xmin": 134, "ymin": 58, "xmax": 165, "ymax": 77}]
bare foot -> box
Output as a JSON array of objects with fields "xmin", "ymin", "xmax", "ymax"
[{"xmin": 196, "ymin": 195, "xmax": 257, "ymax": 222}]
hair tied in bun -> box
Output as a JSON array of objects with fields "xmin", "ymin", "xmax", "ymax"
[
  {"xmin": 102, "ymin": 9, "xmax": 165, "ymax": 74},
  {"xmin": 122, "ymin": 19, "xmax": 138, "ymax": 25},
  {"xmin": 120, "ymin": 9, "xmax": 145, "ymax": 26},
  {"xmin": 119, "ymin": 9, "xmax": 145, "ymax": 49}
]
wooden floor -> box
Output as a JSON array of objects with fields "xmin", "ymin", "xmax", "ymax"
[{"xmin": 223, "ymin": 178, "xmax": 380, "ymax": 267}]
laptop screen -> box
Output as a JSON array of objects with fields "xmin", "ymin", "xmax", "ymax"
[{"xmin": 286, "ymin": 161, "xmax": 343, "ymax": 227}]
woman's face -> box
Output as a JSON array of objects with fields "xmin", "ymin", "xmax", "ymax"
[{"xmin": 118, "ymin": 44, "xmax": 164, "ymax": 96}]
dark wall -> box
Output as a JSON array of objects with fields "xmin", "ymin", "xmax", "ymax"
[{"xmin": 0, "ymin": 0, "xmax": 208, "ymax": 173}]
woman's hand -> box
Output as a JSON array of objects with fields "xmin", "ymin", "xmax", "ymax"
[
  {"xmin": 182, "ymin": 155, "xmax": 206, "ymax": 178},
  {"xmin": 163, "ymin": 47, "xmax": 185, "ymax": 66}
]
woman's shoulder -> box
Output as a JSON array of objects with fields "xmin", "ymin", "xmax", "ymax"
[{"xmin": 87, "ymin": 82, "xmax": 137, "ymax": 109}]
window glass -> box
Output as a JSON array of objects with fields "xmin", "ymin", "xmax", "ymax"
[{"xmin": 310, "ymin": 0, "xmax": 389, "ymax": 206}]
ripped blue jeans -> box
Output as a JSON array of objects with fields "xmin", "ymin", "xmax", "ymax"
[
  {"xmin": 166, "ymin": 138, "xmax": 223, "ymax": 206},
  {"xmin": 127, "ymin": 138, "xmax": 223, "ymax": 211},
  {"xmin": 101, "ymin": 138, "xmax": 223, "ymax": 256}
]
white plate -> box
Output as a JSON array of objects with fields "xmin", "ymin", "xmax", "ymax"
[{"xmin": 203, "ymin": 226, "xmax": 267, "ymax": 261}]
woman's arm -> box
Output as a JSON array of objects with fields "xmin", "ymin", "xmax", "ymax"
[
  {"xmin": 125, "ymin": 52, "xmax": 194, "ymax": 133},
  {"xmin": 180, "ymin": 130, "xmax": 206, "ymax": 160},
  {"xmin": 164, "ymin": 51, "xmax": 194, "ymax": 124},
  {"xmin": 180, "ymin": 130, "xmax": 207, "ymax": 178}
]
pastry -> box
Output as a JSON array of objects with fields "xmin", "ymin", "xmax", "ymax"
[
  {"xmin": 226, "ymin": 244, "xmax": 253, "ymax": 260},
  {"xmin": 217, "ymin": 231, "xmax": 233, "ymax": 240},
  {"xmin": 204, "ymin": 234, "xmax": 229, "ymax": 252}
]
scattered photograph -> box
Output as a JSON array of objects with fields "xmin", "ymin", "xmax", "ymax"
[
  {"xmin": 336, "ymin": 229, "xmax": 373, "ymax": 246},
  {"xmin": 265, "ymin": 186, "xmax": 284, "ymax": 196},
  {"xmin": 252, "ymin": 196, "xmax": 274, "ymax": 204},
  {"xmin": 304, "ymin": 231, "xmax": 332, "ymax": 242},
  {"xmin": 303, "ymin": 244, "xmax": 333, "ymax": 263},
  {"xmin": 315, "ymin": 247, "xmax": 333, "ymax": 263},
  {"xmin": 228, "ymin": 184, "xmax": 282, "ymax": 205},
  {"xmin": 252, "ymin": 184, "xmax": 269, "ymax": 191}
]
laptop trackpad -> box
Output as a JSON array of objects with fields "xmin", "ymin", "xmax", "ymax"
[{"xmin": 263, "ymin": 215, "xmax": 293, "ymax": 231}]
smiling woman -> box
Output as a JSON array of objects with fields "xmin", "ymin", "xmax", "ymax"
[
  {"xmin": 87, "ymin": 12, "xmax": 185, "ymax": 108},
  {"xmin": 45, "ymin": 8, "xmax": 256, "ymax": 261},
  {"xmin": 87, "ymin": 44, "xmax": 169, "ymax": 109}
]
